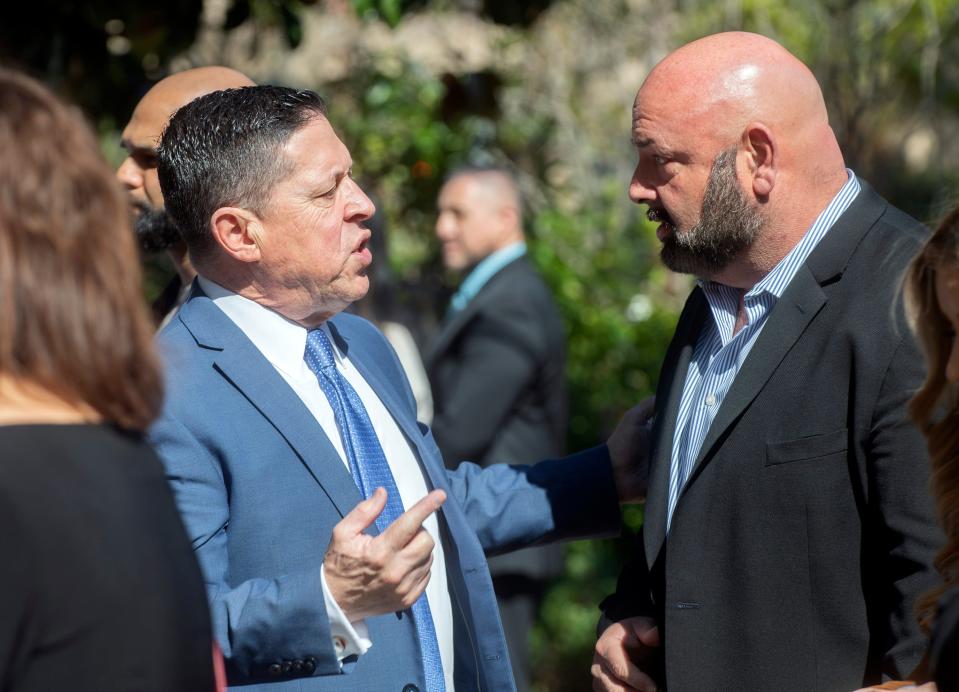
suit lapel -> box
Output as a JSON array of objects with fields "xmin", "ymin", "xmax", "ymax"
[
  {"xmin": 428, "ymin": 299, "xmax": 480, "ymax": 365},
  {"xmin": 426, "ymin": 258, "xmax": 523, "ymax": 365},
  {"xmin": 644, "ymin": 289, "xmax": 708, "ymax": 568},
  {"xmin": 670, "ymin": 178, "xmax": 886, "ymax": 505},
  {"xmin": 177, "ymin": 295, "xmax": 363, "ymax": 519},
  {"xmin": 683, "ymin": 267, "xmax": 827, "ymax": 488}
]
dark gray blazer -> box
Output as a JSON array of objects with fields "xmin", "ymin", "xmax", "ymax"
[
  {"xmin": 601, "ymin": 181, "xmax": 943, "ymax": 691},
  {"xmin": 427, "ymin": 256, "xmax": 567, "ymax": 578}
]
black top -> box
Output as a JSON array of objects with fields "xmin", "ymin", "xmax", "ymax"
[
  {"xmin": 932, "ymin": 586, "xmax": 959, "ymax": 691},
  {"xmin": 0, "ymin": 424, "xmax": 214, "ymax": 691}
]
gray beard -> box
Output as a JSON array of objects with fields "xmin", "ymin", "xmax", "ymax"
[{"xmin": 660, "ymin": 147, "xmax": 764, "ymax": 278}]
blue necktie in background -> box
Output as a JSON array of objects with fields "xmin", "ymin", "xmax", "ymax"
[{"xmin": 304, "ymin": 328, "xmax": 445, "ymax": 692}]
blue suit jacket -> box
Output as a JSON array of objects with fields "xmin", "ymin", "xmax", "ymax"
[{"xmin": 151, "ymin": 289, "xmax": 620, "ymax": 691}]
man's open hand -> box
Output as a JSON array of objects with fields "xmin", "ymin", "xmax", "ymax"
[{"xmin": 324, "ymin": 487, "xmax": 446, "ymax": 621}]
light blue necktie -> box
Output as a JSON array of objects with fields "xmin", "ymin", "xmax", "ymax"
[{"xmin": 304, "ymin": 328, "xmax": 445, "ymax": 692}]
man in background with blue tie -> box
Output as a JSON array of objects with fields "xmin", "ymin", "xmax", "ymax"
[{"xmin": 152, "ymin": 85, "xmax": 642, "ymax": 692}]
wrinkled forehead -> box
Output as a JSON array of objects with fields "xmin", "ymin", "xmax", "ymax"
[
  {"xmin": 123, "ymin": 98, "xmax": 176, "ymax": 145},
  {"xmin": 277, "ymin": 115, "xmax": 351, "ymax": 177},
  {"xmin": 631, "ymin": 84, "xmax": 701, "ymax": 147},
  {"xmin": 632, "ymin": 68, "xmax": 750, "ymax": 151}
]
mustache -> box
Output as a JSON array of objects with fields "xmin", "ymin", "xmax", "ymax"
[{"xmin": 647, "ymin": 208, "xmax": 673, "ymax": 226}]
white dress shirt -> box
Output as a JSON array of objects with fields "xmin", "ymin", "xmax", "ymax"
[{"xmin": 197, "ymin": 276, "xmax": 455, "ymax": 688}]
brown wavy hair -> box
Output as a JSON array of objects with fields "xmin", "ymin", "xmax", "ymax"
[
  {"xmin": 906, "ymin": 203, "xmax": 959, "ymax": 634},
  {"xmin": 0, "ymin": 68, "xmax": 163, "ymax": 431}
]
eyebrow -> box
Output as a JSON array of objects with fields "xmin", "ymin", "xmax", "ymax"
[
  {"xmin": 632, "ymin": 136, "xmax": 655, "ymax": 149},
  {"xmin": 119, "ymin": 137, "xmax": 158, "ymax": 155}
]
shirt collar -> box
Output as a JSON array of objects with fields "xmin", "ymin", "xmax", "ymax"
[
  {"xmin": 453, "ymin": 242, "xmax": 526, "ymax": 310},
  {"xmin": 196, "ymin": 275, "xmax": 338, "ymax": 377},
  {"xmin": 700, "ymin": 169, "xmax": 861, "ymax": 301}
]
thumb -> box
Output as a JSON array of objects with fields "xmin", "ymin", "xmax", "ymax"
[
  {"xmin": 338, "ymin": 487, "xmax": 387, "ymax": 536},
  {"xmin": 634, "ymin": 623, "xmax": 660, "ymax": 648}
]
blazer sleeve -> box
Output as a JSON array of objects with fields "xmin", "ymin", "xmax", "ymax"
[
  {"xmin": 866, "ymin": 334, "xmax": 944, "ymax": 679},
  {"xmin": 151, "ymin": 411, "xmax": 343, "ymax": 683},
  {"xmin": 443, "ymin": 444, "xmax": 621, "ymax": 555},
  {"xmin": 431, "ymin": 306, "xmax": 546, "ymax": 465}
]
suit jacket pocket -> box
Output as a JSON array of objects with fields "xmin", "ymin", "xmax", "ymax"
[{"xmin": 765, "ymin": 429, "xmax": 847, "ymax": 466}]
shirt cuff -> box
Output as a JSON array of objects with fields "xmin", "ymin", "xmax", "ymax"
[{"xmin": 320, "ymin": 564, "xmax": 372, "ymax": 662}]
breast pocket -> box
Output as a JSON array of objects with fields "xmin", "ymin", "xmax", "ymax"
[{"xmin": 764, "ymin": 429, "xmax": 848, "ymax": 466}]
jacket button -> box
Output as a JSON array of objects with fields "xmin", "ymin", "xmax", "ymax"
[
  {"xmin": 401, "ymin": 685, "xmax": 420, "ymax": 692},
  {"xmin": 267, "ymin": 663, "xmax": 282, "ymax": 677},
  {"xmin": 281, "ymin": 660, "xmax": 292, "ymax": 674},
  {"xmin": 292, "ymin": 659, "xmax": 304, "ymax": 673},
  {"xmin": 303, "ymin": 657, "xmax": 316, "ymax": 674}
]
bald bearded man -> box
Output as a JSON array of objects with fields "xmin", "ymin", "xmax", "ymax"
[
  {"xmin": 117, "ymin": 66, "xmax": 254, "ymax": 326},
  {"xmin": 592, "ymin": 32, "xmax": 942, "ymax": 691}
]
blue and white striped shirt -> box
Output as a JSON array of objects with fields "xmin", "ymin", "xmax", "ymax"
[{"xmin": 666, "ymin": 171, "xmax": 861, "ymax": 529}]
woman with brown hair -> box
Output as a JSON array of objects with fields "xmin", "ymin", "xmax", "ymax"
[
  {"xmin": 853, "ymin": 208, "xmax": 959, "ymax": 692},
  {"xmin": 906, "ymin": 204, "xmax": 959, "ymax": 691},
  {"xmin": 0, "ymin": 68, "xmax": 215, "ymax": 690}
]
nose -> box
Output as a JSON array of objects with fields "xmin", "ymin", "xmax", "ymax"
[
  {"xmin": 435, "ymin": 211, "xmax": 454, "ymax": 240},
  {"xmin": 116, "ymin": 156, "xmax": 143, "ymax": 190},
  {"xmin": 628, "ymin": 162, "xmax": 656, "ymax": 205},
  {"xmin": 344, "ymin": 178, "xmax": 375, "ymax": 221}
]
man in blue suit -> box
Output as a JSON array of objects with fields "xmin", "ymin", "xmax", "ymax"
[{"xmin": 152, "ymin": 85, "xmax": 638, "ymax": 691}]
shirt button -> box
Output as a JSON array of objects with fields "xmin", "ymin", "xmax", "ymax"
[{"xmin": 705, "ymin": 394, "xmax": 717, "ymax": 407}]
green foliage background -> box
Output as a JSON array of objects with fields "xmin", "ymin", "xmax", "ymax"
[{"xmin": 4, "ymin": 0, "xmax": 957, "ymax": 689}]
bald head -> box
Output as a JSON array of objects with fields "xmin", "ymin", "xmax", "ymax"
[
  {"xmin": 118, "ymin": 66, "xmax": 254, "ymax": 213},
  {"xmin": 643, "ymin": 33, "xmax": 828, "ymax": 138},
  {"xmin": 117, "ymin": 66, "xmax": 254, "ymax": 263},
  {"xmin": 629, "ymin": 32, "xmax": 848, "ymax": 286},
  {"xmin": 435, "ymin": 168, "xmax": 525, "ymax": 271},
  {"xmin": 134, "ymin": 67, "xmax": 255, "ymax": 129}
]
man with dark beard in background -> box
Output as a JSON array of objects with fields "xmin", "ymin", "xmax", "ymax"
[{"xmin": 117, "ymin": 66, "xmax": 254, "ymax": 326}]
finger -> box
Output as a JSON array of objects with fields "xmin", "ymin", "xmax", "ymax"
[
  {"xmin": 384, "ymin": 531, "xmax": 435, "ymax": 586},
  {"xmin": 396, "ymin": 555, "xmax": 434, "ymax": 607},
  {"xmin": 590, "ymin": 659, "xmax": 637, "ymax": 692},
  {"xmin": 597, "ymin": 656, "xmax": 657, "ymax": 692},
  {"xmin": 637, "ymin": 396, "xmax": 655, "ymax": 419},
  {"xmin": 634, "ymin": 624, "xmax": 660, "ymax": 648},
  {"xmin": 399, "ymin": 527, "xmax": 436, "ymax": 561},
  {"xmin": 595, "ymin": 637, "xmax": 656, "ymax": 692},
  {"xmin": 380, "ymin": 489, "xmax": 446, "ymax": 548},
  {"xmin": 335, "ymin": 487, "xmax": 387, "ymax": 537}
]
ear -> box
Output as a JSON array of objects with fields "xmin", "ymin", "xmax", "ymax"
[
  {"xmin": 209, "ymin": 206, "xmax": 262, "ymax": 263},
  {"xmin": 742, "ymin": 122, "xmax": 776, "ymax": 199},
  {"xmin": 498, "ymin": 203, "xmax": 520, "ymax": 234}
]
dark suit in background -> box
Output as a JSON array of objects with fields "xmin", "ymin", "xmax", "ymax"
[
  {"xmin": 428, "ymin": 254, "xmax": 567, "ymax": 691},
  {"xmin": 600, "ymin": 182, "xmax": 943, "ymax": 690}
]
